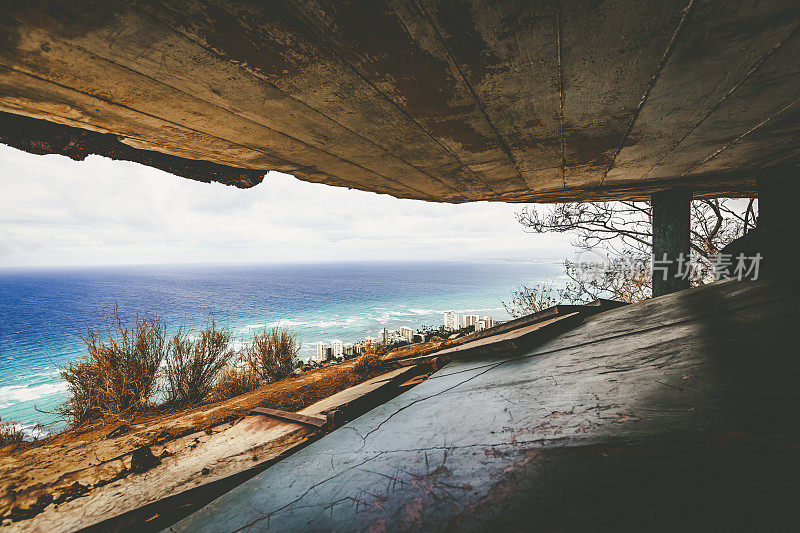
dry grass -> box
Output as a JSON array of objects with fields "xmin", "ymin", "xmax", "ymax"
[
  {"xmin": 59, "ymin": 310, "xmax": 165, "ymax": 426},
  {"xmin": 212, "ymin": 362, "xmax": 260, "ymax": 402},
  {"xmin": 0, "ymin": 419, "xmax": 24, "ymax": 447},
  {"xmin": 381, "ymin": 339, "xmax": 446, "ymax": 362},
  {"xmin": 244, "ymin": 326, "xmax": 299, "ymax": 383},
  {"xmin": 56, "ymin": 309, "xmax": 392, "ymax": 435},
  {"xmin": 352, "ymin": 346, "xmax": 381, "ymax": 376},
  {"xmin": 165, "ymin": 322, "xmax": 234, "ymax": 405},
  {"xmin": 240, "ymin": 358, "xmax": 388, "ymax": 413}
]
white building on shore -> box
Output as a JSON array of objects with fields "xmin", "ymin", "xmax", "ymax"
[
  {"xmin": 462, "ymin": 314, "xmax": 479, "ymax": 328},
  {"xmin": 380, "ymin": 328, "xmax": 399, "ymax": 345},
  {"xmin": 400, "ymin": 326, "xmax": 414, "ymax": 343},
  {"xmin": 331, "ymin": 339, "xmax": 344, "ymax": 359},
  {"xmin": 475, "ymin": 316, "xmax": 496, "ymax": 332},
  {"xmin": 316, "ymin": 341, "xmax": 330, "ymax": 362},
  {"xmin": 443, "ymin": 311, "xmax": 460, "ymax": 331}
]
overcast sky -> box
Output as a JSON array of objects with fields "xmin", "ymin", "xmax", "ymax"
[{"xmin": 0, "ymin": 144, "xmax": 573, "ymax": 268}]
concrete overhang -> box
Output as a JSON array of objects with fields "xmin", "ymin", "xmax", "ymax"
[{"xmin": 1, "ymin": 1, "xmax": 798, "ymax": 201}]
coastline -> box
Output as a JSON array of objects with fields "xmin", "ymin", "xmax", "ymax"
[{"xmin": 0, "ymin": 261, "xmax": 563, "ymax": 432}]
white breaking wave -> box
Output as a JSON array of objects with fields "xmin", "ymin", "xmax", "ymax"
[{"xmin": 0, "ymin": 381, "xmax": 68, "ymax": 404}]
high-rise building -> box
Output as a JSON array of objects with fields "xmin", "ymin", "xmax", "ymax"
[
  {"xmin": 475, "ymin": 316, "xmax": 496, "ymax": 332},
  {"xmin": 364, "ymin": 336, "xmax": 376, "ymax": 349},
  {"xmin": 443, "ymin": 311, "xmax": 460, "ymax": 331},
  {"xmin": 331, "ymin": 339, "xmax": 344, "ymax": 359},
  {"xmin": 316, "ymin": 341, "xmax": 330, "ymax": 362},
  {"xmin": 380, "ymin": 328, "xmax": 397, "ymax": 345},
  {"xmin": 343, "ymin": 343, "xmax": 354, "ymax": 357},
  {"xmin": 462, "ymin": 314, "xmax": 479, "ymax": 328},
  {"xmin": 400, "ymin": 326, "xmax": 414, "ymax": 343}
]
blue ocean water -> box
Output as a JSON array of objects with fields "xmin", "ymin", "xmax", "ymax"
[{"xmin": 0, "ymin": 261, "xmax": 560, "ymax": 434}]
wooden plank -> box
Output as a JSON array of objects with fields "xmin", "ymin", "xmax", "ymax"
[
  {"xmin": 676, "ymin": 30, "xmax": 800, "ymax": 178},
  {"xmin": 274, "ymin": 0, "xmax": 519, "ymax": 197},
  {"xmin": 250, "ymin": 407, "xmax": 327, "ymax": 429},
  {"xmin": 642, "ymin": 17, "xmax": 800, "ymax": 180},
  {"xmin": 685, "ymin": 99, "xmax": 800, "ymax": 174},
  {"xmin": 384, "ymin": 0, "xmax": 532, "ymax": 196},
  {"xmin": 22, "ymin": 3, "xmax": 464, "ymax": 200}
]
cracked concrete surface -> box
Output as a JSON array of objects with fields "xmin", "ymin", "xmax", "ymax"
[{"xmin": 172, "ymin": 278, "xmax": 800, "ymax": 531}]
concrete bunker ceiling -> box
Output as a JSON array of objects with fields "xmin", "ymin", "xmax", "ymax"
[{"xmin": 1, "ymin": 0, "xmax": 798, "ymax": 202}]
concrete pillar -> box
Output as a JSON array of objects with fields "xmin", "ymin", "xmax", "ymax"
[
  {"xmin": 651, "ymin": 187, "xmax": 691, "ymax": 297},
  {"xmin": 756, "ymin": 166, "xmax": 800, "ymax": 277}
]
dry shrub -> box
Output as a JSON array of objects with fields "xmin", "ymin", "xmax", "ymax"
[
  {"xmin": 244, "ymin": 326, "xmax": 300, "ymax": 383},
  {"xmin": 0, "ymin": 418, "xmax": 25, "ymax": 447},
  {"xmin": 352, "ymin": 346, "xmax": 381, "ymax": 376},
  {"xmin": 213, "ymin": 362, "xmax": 260, "ymax": 401},
  {"xmin": 503, "ymin": 283, "xmax": 560, "ymax": 318},
  {"xmin": 165, "ymin": 322, "xmax": 234, "ymax": 405},
  {"xmin": 59, "ymin": 310, "xmax": 165, "ymax": 426}
]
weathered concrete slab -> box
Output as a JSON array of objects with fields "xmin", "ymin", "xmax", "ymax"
[
  {"xmin": 172, "ymin": 278, "xmax": 800, "ymax": 531},
  {"xmin": 9, "ymin": 367, "xmax": 420, "ymax": 532},
  {"xmin": 2, "ymin": 1, "xmax": 798, "ymax": 201}
]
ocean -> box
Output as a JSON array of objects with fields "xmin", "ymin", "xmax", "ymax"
[{"xmin": 0, "ymin": 261, "xmax": 561, "ymax": 435}]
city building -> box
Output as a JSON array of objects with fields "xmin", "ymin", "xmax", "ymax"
[
  {"xmin": 475, "ymin": 316, "xmax": 496, "ymax": 332},
  {"xmin": 462, "ymin": 314, "xmax": 479, "ymax": 328},
  {"xmin": 443, "ymin": 311, "xmax": 460, "ymax": 331},
  {"xmin": 331, "ymin": 339, "xmax": 344, "ymax": 359},
  {"xmin": 316, "ymin": 341, "xmax": 329, "ymax": 362},
  {"xmin": 400, "ymin": 326, "xmax": 413, "ymax": 343},
  {"xmin": 364, "ymin": 336, "xmax": 376, "ymax": 349},
  {"xmin": 380, "ymin": 328, "xmax": 397, "ymax": 345}
]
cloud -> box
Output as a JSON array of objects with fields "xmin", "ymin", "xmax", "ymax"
[{"xmin": 0, "ymin": 144, "xmax": 573, "ymax": 267}]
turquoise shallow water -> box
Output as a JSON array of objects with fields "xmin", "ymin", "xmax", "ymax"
[{"xmin": 0, "ymin": 261, "xmax": 561, "ymax": 434}]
